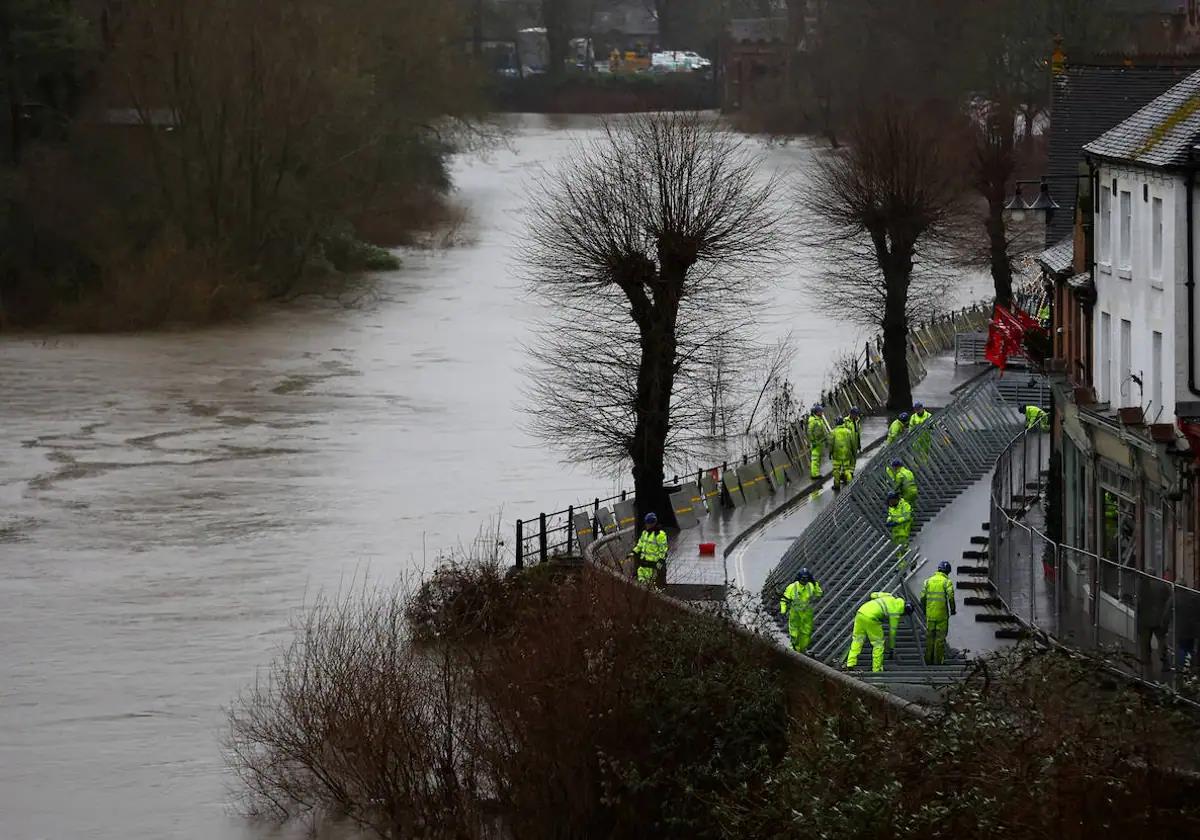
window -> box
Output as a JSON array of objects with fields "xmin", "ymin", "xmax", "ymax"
[
  {"xmin": 1120, "ymin": 319, "xmax": 1132, "ymax": 406},
  {"xmin": 1101, "ymin": 311, "xmax": 1112, "ymax": 401},
  {"xmin": 1119, "ymin": 190, "xmax": 1132, "ymax": 270},
  {"xmin": 1099, "ymin": 187, "xmax": 1111, "ymax": 263},
  {"xmin": 1146, "ymin": 489, "xmax": 1165, "ymax": 577},
  {"xmin": 1152, "ymin": 197, "xmax": 1164, "ymax": 279},
  {"xmin": 1153, "ymin": 331, "xmax": 1163, "ymax": 410}
]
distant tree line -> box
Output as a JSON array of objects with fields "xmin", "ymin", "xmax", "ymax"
[{"xmin": 0, "ymin": 0, "xmax": 484, "ymax": 329}]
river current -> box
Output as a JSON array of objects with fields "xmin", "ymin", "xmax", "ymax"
[{"xmin": 0, "ymin": 114, "xmax": 985, "ymax": 838}]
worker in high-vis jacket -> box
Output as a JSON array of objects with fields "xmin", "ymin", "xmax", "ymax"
[
  {"xmin": 845, "ymin": 407, "xmax": 863, "ymax": 461},
  {"xmin": 830, "ymin": 417, "xmax": 856, "ymax": 490},
  {"xmin": 886, "ymin": 491, "xmax": 914, "ymax": 568},
  {"xmin": 631, "ymin": 513, "xmax": 668, "ymax": 584},
  {"xmin": 886, "ymin": 458, "xmax": 918, "ymax": 505},
  {"xmin": 1024, "ymin": 404, "xmax": 1049, "ymax": 431},
  {"xmin": 807, "ymin": 404, "xmax": 830, "ymax": 479},
  {"xmin": 780, "ymin": 566, "xmax": 823, "ymax": 653},
  {"xmin": 909, "ymin": 401, "xmax": 933, "ymax": 462},
  {"xmin": 846, "ymin": 591, "xmax": 913, "ymax": 672},
  {"xmin": 909, "ymin": 401, "xmax": 932, "ymax": 427},
  {"xmin": 887, "ymin": 411, "xmax": 909, "ymax": 444},
  {"xmin": 921, "ymin": 561, "xmax": 957, "ymax": 665}
]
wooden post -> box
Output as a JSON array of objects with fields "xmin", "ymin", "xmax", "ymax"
[
  {"xmin": 515, "ymin": 519, "xmax": 524, "ymax": 569},
  {"xmin": 539, "ymin": 512, "xmax": 548, "ymax": 563}
]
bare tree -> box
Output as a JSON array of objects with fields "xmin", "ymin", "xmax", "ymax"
[
  {"xmin": 800, "ymin": 101, "xmax": 966, "ymax": 410},
  {"xmin": 541, "ymin": 0, "xmax": 571, "ymax": 76},
  {"xmin": 972, "ymin": 101, "xmax": 1018, "ymax": 309},
  {"xmin": 523, "ymin": 113, "xmax": 782, "ymax": 527}
]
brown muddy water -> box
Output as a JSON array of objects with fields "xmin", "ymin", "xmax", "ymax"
[{"xmin": 0, "ymin": 114, "xmax": 986, "ymax": 838}]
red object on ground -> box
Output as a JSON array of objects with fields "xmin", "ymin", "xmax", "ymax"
[{"xmin": 698, "ymin": 542, "xmax": 716, "ymax": 556}]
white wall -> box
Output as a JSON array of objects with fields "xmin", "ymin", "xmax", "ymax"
[{"xmin": 1092, "ymin": 163, "xmax": 1180, "ymax": 421}]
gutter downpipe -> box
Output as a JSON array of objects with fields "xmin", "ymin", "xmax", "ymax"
[{"xmin": 1189, "ymin": 161, "xmax": 1200, "ymax": 397}]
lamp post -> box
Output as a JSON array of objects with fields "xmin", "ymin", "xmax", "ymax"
[{"xmin": 1003, "ymin": 177, "xmax": 1062, "ymax": 226}]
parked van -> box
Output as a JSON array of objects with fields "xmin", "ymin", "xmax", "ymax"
[{"xmin": 650, "ymin": 51, "xmax": 712, "ymax": 72}]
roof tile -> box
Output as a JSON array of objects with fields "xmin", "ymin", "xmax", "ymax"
[
  {"xmin": 1045, "ymin": 64, "xmax": 1199, "ymax": 244},
  {"xmin": 1084, "ymin": 68, "xmax": 1200, "ymax": 167}
]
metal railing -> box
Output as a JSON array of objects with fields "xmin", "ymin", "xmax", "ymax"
[
  {"xmin": 989, "ymin": 429, "xmax": 1200, "ymax": 683},
  {"xmin": 516, "ymin": 304, "xmax": 994, "ymax": 569},
  {"xmin": 762, "ymin": 370, "xmax": 1036, "ymax": 686}
]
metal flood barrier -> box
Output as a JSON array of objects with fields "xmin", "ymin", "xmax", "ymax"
[
  {"xmin": 762, "ymin": 371, "xmax": 1036, "ymax": 686},
  {"xmin": 513, "ymin": 304, "xmax": 996, "ymax": 567}
]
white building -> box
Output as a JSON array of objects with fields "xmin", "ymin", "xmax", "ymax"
[{"xmin": 1084, "ymin": 70, "xmax": 1200, "ymax": 423}]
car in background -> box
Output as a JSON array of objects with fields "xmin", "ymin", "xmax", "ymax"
[{"xmin": 650, "ymin": 51, "xmax": 712, "ymax": 72}]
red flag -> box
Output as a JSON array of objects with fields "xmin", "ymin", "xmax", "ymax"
[
  {"xmin": 984, "ymin": 304, "xmax": 1049, "ymax": 371},
  {"xmin": 985, "ymin": 305, "xmax": 1027, "ymax": 371}
]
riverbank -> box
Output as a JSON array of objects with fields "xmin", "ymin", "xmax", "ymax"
[
  {"xmin": 0, "ymin": 115, "xmax": 986, "ymax": 840},
  {"xmin": 489, "ymin": 73, "xmax": 716, "ymax": 113},
  {"xmin": 0, "ymin": 194, "xmax": 478, "ymax": 334}
]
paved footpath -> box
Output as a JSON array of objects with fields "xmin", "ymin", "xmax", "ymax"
[{"xmin": 667, "ymin": 354, "xmax": 1016, "ymax": 667}]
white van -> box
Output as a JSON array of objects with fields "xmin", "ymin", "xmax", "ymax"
[{"xmin": 650, "ymin": 50, "xmax": 712, "ymax": 72}]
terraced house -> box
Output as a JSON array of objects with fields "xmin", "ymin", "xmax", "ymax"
[{"xmin": 1042, "ymin": 67, "xmax": 1200, "ymax": 598}]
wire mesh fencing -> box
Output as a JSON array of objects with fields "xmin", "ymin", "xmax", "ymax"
[{"xmin": 989, "ymin": 429, "xmax": 1200, "ymax": 684}]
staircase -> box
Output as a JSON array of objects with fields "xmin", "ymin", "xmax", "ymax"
[{"xmin": 763, "ymin": 371, "xmax": 1044, "ymax": 689}]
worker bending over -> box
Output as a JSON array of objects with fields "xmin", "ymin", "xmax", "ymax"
[
  {"xmin": 886, "ymin": 491, "xmax": 914, "ymax": 569},
  {"xmin": 887, "ymin": 412, "xmax": 909, "ymax": 444},
  {"xmin": 1024, "ymin": 404, "xmax": 1049, "ymax": 431},
  {"xmin": 886, "ymin": 458, "xmax": 918, "ymax": 505},
  {"xmin": 846, "ymin": 591, "xmax": 913, "ymax": 672}
]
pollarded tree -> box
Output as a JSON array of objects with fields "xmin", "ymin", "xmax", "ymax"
[
  {"xmin": 523, "ymin": 113, "xmax": 782, "ymax": 528},
  {"xmin": 801, "ymin": 101, "xmax": 967, "ymax": 410}
]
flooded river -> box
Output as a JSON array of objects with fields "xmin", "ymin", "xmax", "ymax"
[{"xmin": 0, "ymin": 115, "xmax": 983, "ymax": 838}]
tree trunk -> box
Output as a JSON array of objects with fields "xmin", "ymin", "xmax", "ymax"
[
  {"xmin": 472, "ymin": 0, "xmax": 484, "ymax": 59},
  {"xmin": 0, "ymin": 6, "xmax": 21, "ymax": 166},
  {"xmin": 630, "ymin": 307, "xmax": 679, "ymax": 532},
  {"xmin": 986, "ymin": 194, "xmax": 1013, "ymax": 309},
  {"xmin": 981, "ymin": 103, "xmax": 1016, "ymax": 309},
  {"xmin": 654, "ymin": 0, "xmax": 672, "ymax": 49},
  {"xmin": 542, "ymin": 0, "xmax": 570, "ymax": 77},
  {"xmin": 881, "ymin": 267, "xmax": 912, "ymax": 410}
]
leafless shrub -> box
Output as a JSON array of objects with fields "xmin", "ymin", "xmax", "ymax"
[{"xmin": 225, "ymin": 580, "xmax": 491, "ymax": 838}]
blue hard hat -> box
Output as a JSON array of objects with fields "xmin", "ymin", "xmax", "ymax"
[
  {"xmin": 890, "ymin": 457, "xmax": 903, "ymax": 468},
  {"xmin": 812, "ymin": 404, "xmax": 824, "ymax": 413},
  {"xmin": 887, "ymin": 490, "xmax": 900, "ymax": 501},
  {"xmin": 850, "ymin": 406, "xmax": 862, "ymax": 416},
  {"xmin": 903, "ymin": 603, "xmax": 914, "ymax": 615},
  {"xmin": 913, "ymin": 401, "xmax": 924, "ymax": 410},
  {"xmin": 938, "ymin": 561, "xmax": 952, "ymax": 574},
  {"xmin": 899, "ymin": 411, "xmax": 910, "ymax": 422},
  {"xmin": 644, "ymin": 513, "xmax": 657, "ymax": 526},
  {"xmin": 798, "ymin": 567, "xmax": 813, "ymax": 582}
]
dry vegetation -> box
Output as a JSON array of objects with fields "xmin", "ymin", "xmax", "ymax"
[
  {"xmin": 228, "ymin": 558, "xmax": 1200, "ymax": 839},
  {"xmin": 0, "ymin": 0, "xmax": 485, "ymax": 330}
]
